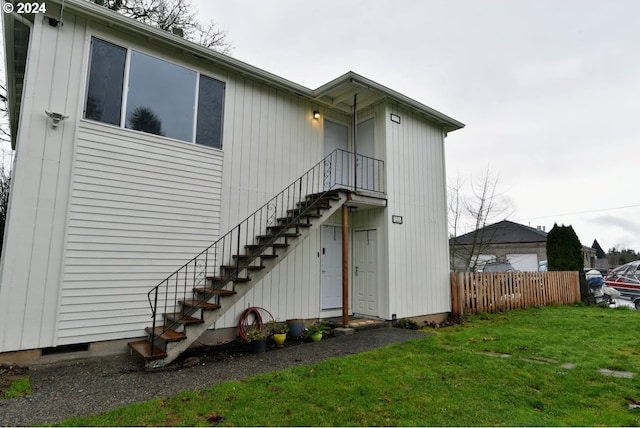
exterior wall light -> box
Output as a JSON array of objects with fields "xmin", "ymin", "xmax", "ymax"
[
  {"xmin": 313, "ymin": 110, "xmax": 320, "ymax": 120},
  {"xmin": 45, "ymin": 110, "xmax": 69, "ymax": 128}
]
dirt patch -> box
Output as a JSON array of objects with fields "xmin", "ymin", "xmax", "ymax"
[
  {"xmin": 0, "ymin": 364, "xmax": 29, "ymax": 398},
  {"xmin": 174, "ymin": 335, "xmax": 327, "ymax": 368}
]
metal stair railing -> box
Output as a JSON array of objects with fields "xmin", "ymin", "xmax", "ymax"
[{"xmin": 146, "ymin": 148, "xmax": 385, "ymax": 353}]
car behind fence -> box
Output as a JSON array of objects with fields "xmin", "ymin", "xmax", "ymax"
[{"xmin": 451, "ymin": 271, "xmax": 581, "ymax": 317}]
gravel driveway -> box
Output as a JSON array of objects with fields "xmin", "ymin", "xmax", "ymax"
[{"xmin": 0, "ymin": 327, "xmax": 428, "ymax": 426}]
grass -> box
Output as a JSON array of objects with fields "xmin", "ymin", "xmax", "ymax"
[
  {"xmin": 2, "ymin": 377, "xmax": 32, "ymax": 399},
  {"xmin": 59, "ymin": 305, "xmax": 640, "ymax": 426}
]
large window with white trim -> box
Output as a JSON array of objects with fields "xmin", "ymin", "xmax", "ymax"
[{"xmin": 84, "ymin": 37, "xmax": 225, "ymax": 149}]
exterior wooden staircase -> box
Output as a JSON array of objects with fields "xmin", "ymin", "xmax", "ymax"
[
  {"xmin": 128, "ymin": 149, "xmax": 385, "ymax": 368},
  {"xmin": 128, "ymin": 190, "xmax": 348, "ymax": 368}
]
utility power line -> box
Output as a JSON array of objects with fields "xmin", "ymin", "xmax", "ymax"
[{"xmin": 516, "ymin": 204, "xmax": 640, "ymax": 222}]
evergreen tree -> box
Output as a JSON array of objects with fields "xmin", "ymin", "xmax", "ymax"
[{"xmin": 547, "ymin": 223, "xmax": 586, "ymax": 299}]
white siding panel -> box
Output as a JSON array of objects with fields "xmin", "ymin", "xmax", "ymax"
[
  {"xmin": 58, "ymin": 123, "xmax": 223, "ymax": 343},
  {"xmin": 385, "ymin": 106, "xmax": 450, "ymax": 319},
  {"xmin": 214, "ymin": 77, "xmax": 326, "ymax": 327},
  {"xmin": 0, "ymin": 10, "xmax": 87, "ymax": 352}
]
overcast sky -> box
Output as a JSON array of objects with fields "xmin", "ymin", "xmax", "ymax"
[{"xmin": 192, "ymin": 0, "xmax": 640, "ymax": 253}]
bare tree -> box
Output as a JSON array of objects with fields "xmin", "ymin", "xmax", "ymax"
[
  {"xmin": 0, "ymin": 82, "xmax": 9, "ymax": 145},
  {"xmin": 91, "ymin": 0, "xmax": 233, "ymax": 54},
  {"xmin": 0, "ymin": 79, "xmax": 11, "ymax": 257},
  {"xmin": 448, "ymin": 170, "xmax": 513, "ymax": 272}
]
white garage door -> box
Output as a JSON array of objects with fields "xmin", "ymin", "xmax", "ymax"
[{"xmin": 507, "ymin": 254, "xmax": 539, "ymax": 272}]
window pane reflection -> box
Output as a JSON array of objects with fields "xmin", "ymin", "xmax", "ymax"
[
  {"xmin": 196, "ymin": 75, "xmax": 225, "ymax": 149},
  {"xmin": 85, "ymin": 38, "xmax": 126, "ymax": 125},
  {"xmin": 125, "ymin": 51, "xmax": 196, "ymax": 142}
]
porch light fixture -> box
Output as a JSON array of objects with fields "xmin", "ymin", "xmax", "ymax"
[{"xmin": 313, "ymin": 110, "xmax": 320, "ymax": 120}]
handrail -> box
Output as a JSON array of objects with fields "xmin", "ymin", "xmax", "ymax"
[{"xmin": 146, "ymin": 149, "xmax": 385, "ymax": 353}]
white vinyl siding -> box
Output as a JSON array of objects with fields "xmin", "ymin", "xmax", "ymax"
[
  {"xmin": 385, "ymin": 105, "xmax": 450, "ymax": 318},
  {"xmin": 58, "ymin": 122, "xmax": 223, "ymax": 343}
]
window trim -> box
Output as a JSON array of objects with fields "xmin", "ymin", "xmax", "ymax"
[{"xmin": 84, "ymin": 35, "xmax": 225, "ymax": 150}]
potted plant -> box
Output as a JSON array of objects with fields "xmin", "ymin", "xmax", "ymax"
[
  {"xmin": 305, "ymin": 322, "xmax": 330, "ymax": 342},
  {"xmin": 266, "ymin": 320, "xmax": 289, "ymax": 346},
  {"xmin": 286, "ymin": 319, "xmax": 305, "ymax": 338},
  {"xmin": 245, "ymin": 325, "xmax": 267, "ymax": 353}
]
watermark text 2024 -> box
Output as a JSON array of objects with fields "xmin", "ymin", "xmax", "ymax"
[{"xmin": 2, "ymin": 2, "xmax": 47, "ymax": 14}]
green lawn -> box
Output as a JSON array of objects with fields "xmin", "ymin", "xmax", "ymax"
[{"xmin": 60, "ymin": 305, "xmax": 640, "ymax": 426}]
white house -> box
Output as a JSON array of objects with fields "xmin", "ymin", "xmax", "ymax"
[{"xmin": 0, "ymin": 0, "xmax": 464, "ymax": 366}]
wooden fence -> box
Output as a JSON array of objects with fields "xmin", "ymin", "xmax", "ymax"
[{"xmin": 450, "ymin": 271, "xmax": 580, "ymax": 317}]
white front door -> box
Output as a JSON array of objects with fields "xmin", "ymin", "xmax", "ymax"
[
  {"xmin": 324, "ymin": 120, "xmax": 349, "ymax": 189},
  {"xmin": 321, "ymin": 225, "xmax": 343, "ymax": 310},
  {"xmin": 354, "ymin": 229, "xmax": 378, "ymax": 316},
  {"xmin": 356, "ymin": 118, "xmax": 376, "ymax": 191}
]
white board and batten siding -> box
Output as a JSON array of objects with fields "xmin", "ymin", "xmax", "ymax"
[
  {"xmin": 214, "ymin": 77, "xmax": 329, "ymax": 328},
  {"xmin": 384, "ymin": 105, "xmax": 451, "ymax": 319},
  {"xmin": 59, "ymin": 123, "xmax": 223, "ymax": 344},
  {"xmin": 0, "ymin": 9, "xmax": 89, "ymax": 352}
]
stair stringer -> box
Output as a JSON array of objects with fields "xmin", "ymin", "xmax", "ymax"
[{"xmin": 147, "ymin": 192, "xmax": 349, "ymax": 368}]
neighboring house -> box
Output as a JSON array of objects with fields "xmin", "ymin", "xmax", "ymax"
[
  {"xmin": 450, "ymin": 220, "xmax": 603, "ymax": 273},
  {"xmin": 0, "ymin": 0, "xmax": 464, "ymax": 365},
  {"xmin": 591, "ymin": 239, "xmax": 609, "ymax": 271},
  {"xmin": 450, "ymin": 220, "xmax": 548, "ymax": 272}
]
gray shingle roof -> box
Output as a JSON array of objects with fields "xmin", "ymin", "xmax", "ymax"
[
  {"xmin": 450, "ymin": 220, "xmax": 548, "ymax": 245},
  {"xmin": 592, "ymin": 239, "xmax": 606, "ymax": 258}
]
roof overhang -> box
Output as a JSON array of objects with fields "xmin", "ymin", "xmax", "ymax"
[
  {"xmin": 4, "ymin": 0, "xmax": 464, "ymax": 143},
  {"xmin": 312, "ymin": 72, "xmax": 464, "ymax": 133}
]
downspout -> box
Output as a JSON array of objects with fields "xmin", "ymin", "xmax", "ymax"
[
  {"xmin": 341, "ymin": 194, "xmax": 352, "ymax": 328},
  {"xmin": 353, "ymin": 93, "xmax": 358, "ymax": 193}
]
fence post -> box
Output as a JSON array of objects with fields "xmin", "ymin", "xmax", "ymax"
[{"xmin": 451, "ymin": 272, "xmax": 460, "ymax": 318}]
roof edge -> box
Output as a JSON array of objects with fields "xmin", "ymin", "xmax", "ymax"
[
  {"xmin": 60, "ymin": 0, "xmax": 315, "ymax": 97},
  {"xmin": 24, "ymin": 0, "xmax": 465, "ymax": 132},
  {"xmin": 314, "ymin": 71, "xmax": 465, "ymax": 133}
]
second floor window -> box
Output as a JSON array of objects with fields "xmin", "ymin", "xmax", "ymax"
[{"xmin": 84, "ymin": 37, "xmax": 225, "ymax": 149}]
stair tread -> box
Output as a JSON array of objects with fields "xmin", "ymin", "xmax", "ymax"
[
  {"xmin": 305, "ymin": 191, "xmax": 343, "ymax": 201},
  {"xmin": 275, "ymin": 221, "xmax": 313, "ymax": 227},
  {"xmin": 179, "ymin": 299, "xmax": 221, "ymax": 310},
  {"xmin": 221, "ymin": 264, "xmax": 265, "ymax": 271},
  {"xmin": 164, "ymin": 313, "xmax": 204, "ymax": 324},
  {"xmin": 208, "ymin": 275, "xmax": 252, "ymax": 283},
  {"xmin": 128, "ymin": 340, "xmax": 167, "ymax": 361},
  {"xmin": 267, "ymin": 223, "xmax": 311, "ymax": 231},
  {"xmin": 258, "ymin": 254, "xmax": 278, "ymax": 259},
  {"xmin": 193, "ymin": 287, "xmax": 237, "ymax": 296},
  {"xmin": 145, "ymin": 327, "xmax": 186, "ymax": 342},
  {"xmin": 280, "ymin": 212, "xmax": 322, "ymax": 219},
  {"xmin": 296, "ymin": 201, "xmax": 332, "ymax": 209},
  {"xmin": 245, "ymin": 243, "xmax": 289, "ymax": 249},
  {"xmin": 256, "ymin": 232, "xmax": 300, "ymax": 240},
  {"xmin": 232, "ymin": 254, "xmax": 278, "ymax": 260}
]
